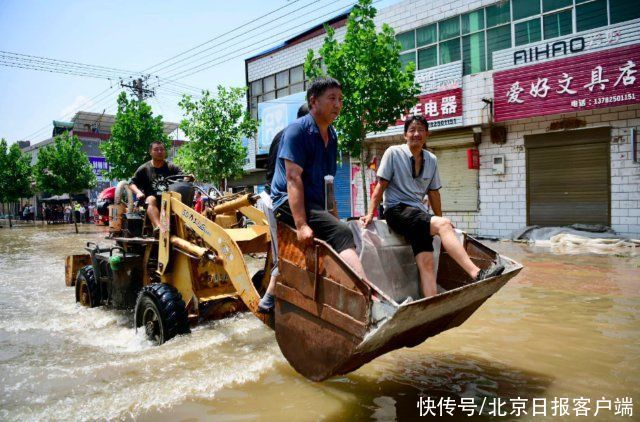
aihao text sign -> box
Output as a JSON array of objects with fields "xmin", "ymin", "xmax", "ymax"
[{"xmin": 493, "ymin": 43, "xmax": 639, "ymax": 122}]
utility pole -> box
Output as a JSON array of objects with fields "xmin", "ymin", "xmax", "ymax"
[{"xmin": 120, "ymin": 75, "xmax": 155, "ymax": 101}]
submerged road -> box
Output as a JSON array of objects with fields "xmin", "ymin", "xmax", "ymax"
[{"xmin": 0, "ymin": 224, "xmax": 638, "ymax": 420}]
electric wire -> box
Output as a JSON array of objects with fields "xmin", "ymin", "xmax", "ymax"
[
  {"xmin": 141, "ymin": 0, "xmax": 307, "ymax": 73},
  {"xmin": 146, "ymin": 0, "xmax": 323, "ymax": 76},
  {"xmin": 162, "ymin": 1, "xmax": 356, "ymax": 81}
]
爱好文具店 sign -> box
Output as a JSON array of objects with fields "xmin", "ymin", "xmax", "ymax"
[
  {"xmin": 493, "ymin": 43, "xmax": 639, "ymax": 122},
  {"xmin": 492, "ymin": 20, "xmax": 640, "ymax": 122}
]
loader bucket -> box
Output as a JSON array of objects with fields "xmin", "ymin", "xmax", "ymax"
[{"xmin": 274, "ymin": 222, "xmax": 522, "ymax": 381}]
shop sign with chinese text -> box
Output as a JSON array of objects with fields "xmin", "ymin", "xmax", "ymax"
[
  {"xmin": 88, "ymin": 156, "xmax": 109, "ymax": 182},
  {"xmin": 371, "ymin": 61, "xmax": 463, "ymax": 138},
  {"xmin": 493, "ymin": 20, "xmax": 640, "ymax": 122}
]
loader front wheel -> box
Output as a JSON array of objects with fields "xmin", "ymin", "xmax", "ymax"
[
  {"xmin": 135, "ymin": 284, "xmax": 190, "ymax": 345},
  {"xmin": 76, "ymin": 266, "xmax": 99, "ymax": 307}
]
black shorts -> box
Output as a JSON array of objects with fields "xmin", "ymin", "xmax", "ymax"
[
  {"xmin": 275, "ymin": 201, "xmax": 356, "ymax": 253},
  {"xmin": 384, "ymin": 204, "xmax": 434, "ymax": 255}
]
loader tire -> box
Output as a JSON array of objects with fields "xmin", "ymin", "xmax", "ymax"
[
  {"xmin": 76, "ymin": 265, "xmax": 100, "ymax": 308},
  {"xmin": 135, "ymin": 283, "xmax": 190, "ymax": 345}
]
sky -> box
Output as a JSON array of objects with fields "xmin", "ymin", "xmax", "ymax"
[{"xmin": 0, "ymin": 0, "xmax": 399, "ymax": 145}]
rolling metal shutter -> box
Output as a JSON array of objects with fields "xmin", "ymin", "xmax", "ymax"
[
  {"xmin": 429, "ymin": 130, "xmax": 478, "ymax": 212},
  {"xmin": 525, "ymin": 127, "xmax": 610, "ymax": 226}
]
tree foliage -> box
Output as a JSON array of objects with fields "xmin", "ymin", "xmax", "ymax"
[
  {"xmin": 0, "ymin": 138, "xmax": 33, "ymax": 203},
  {"xmin": 100, "ymin": 92, "xmax": 170, "ymax": 180},
  {"xmin": 175, "ymin": 86, "xmax": 258, "ymax": 184},
  {"xmin": 304, "ymin": 0, "xmax": 418, "ymax": 158},
  {"xmin": 33, "ymin": 132, "xmax": 96, "ymax": 195}
]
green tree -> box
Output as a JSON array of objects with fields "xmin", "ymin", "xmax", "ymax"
[
  {"xmin": 304, "ymin": 0, "xmax": 418, "ymax": 211},
  {"xmin": 175, "ymin": 86, "xmax": 258, "ymax": 185},
  {"xmin": 34, "ymin": 132, "xmax": 96, "ymax": 195},
  {"xmin": 101, "ymin": 91, "xmax": 170, "ymax": 180},
  {"xmin": 0, "ymin": 139, "xmax": 33, "ymax": 225}
]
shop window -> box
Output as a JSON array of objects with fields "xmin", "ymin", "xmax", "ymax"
[
  {"xmin": 462, "ymin": 9, "xmax": 484, "ymax": 34},
  {"xmin": 251, "ymin": 80, "xmax": 262, "ymax": 96},
  {"xmin": 576, "ymin": 0, "xmax": 608, "ymax": 32},
  {"xmin": 399, "ymin": 51, "xmax": 416, "ymax": 68},
  {"xmin": 513, "ymin": 0, "xmax": 540, "ymax": 20},
  {"xmin": 276, "ymin": 87, "xmax": 289, "ymax": 98},
  {"xmin": 486, "ymin": 1, "xmax": 511, "ymax": 27},
  {"xmin": 439, "ymin": 16, "xmax": 460, "ymax": 41},
  {"xmin": 487, "ymin": 24, "xmax": 511, "ymax": 69},
  {"xmin": 416, "ymin": 23, "xmax": 437, "ymax": 47},
  {"xmin": 439, "ymin": 38, "xmax": 461, "ymax": 64},
  {"xmin": 290, "ymin": 82, "xmax": 304, "ymax": 94},
  {"xmin": 463, "ymin": 32, "xmax": 486, "ymax": 75},
  {"xmin": 263, "ymin": 91, "xmax": 276, "ymax": 101},
  {"xmin": 290, "ymin": 65, "xmax": 304, "ymax": 84},
  {"xmin": 543, "ymin": 0, "xmax": 573, "ymax": 12},
  {"xmin": 515, "ymin": 18, "xmax": 541, "ymax": 46},
  {"xmin": 610, "ymin": 0, "xmax": 640, "ymax": 24},
  {"xmin": 418, "ymin": 45, "xmax": 438, "ymax": 70},
  {"xmin": 544, "ymin": 10, "xmax": 572, "ymax": 39},
  {"xmin": 276, "ymin": 70, "xmax": 289, "ymax": 88},
  {"xmin": 396, "ymin": 31, "xmax": 415, "ymax": 51},
  {"xmin": 263, "ymin": 75, "xmax": 276, "ymax": 93}
]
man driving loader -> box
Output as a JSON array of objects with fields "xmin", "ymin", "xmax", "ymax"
[{"xmin": 129, "ymin": 141, "xmax": 181, "ymax": 230}]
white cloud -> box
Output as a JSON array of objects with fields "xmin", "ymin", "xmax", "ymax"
[{"xmin": 59, "ymin": 95, "xmax": 96, "ymax": 120}]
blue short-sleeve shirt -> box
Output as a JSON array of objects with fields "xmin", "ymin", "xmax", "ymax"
[{"xmin": 270, "ymin": 114, "xmax": 338, "ymax": 211}]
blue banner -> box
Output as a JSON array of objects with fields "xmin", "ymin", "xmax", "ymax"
[{"xmin": 257, "ymin": 91, "xmax": 307, "ymax": 155}]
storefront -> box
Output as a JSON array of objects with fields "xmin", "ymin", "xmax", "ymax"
[
  {"xmin": 492, "ymin": 19, "xmax": 640, "ymax": 233},
  {"xmin": 354, "ymin": 61, "xmax": 480, "ymax": 217}
]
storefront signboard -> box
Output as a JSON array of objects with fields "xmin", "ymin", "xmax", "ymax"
[{"xmin": 493, "ymin": 20, "xmax": 640, "ymax": 122}]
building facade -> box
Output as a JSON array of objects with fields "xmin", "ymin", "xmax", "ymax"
[
  {"xmin": 245, "ymin": 0, "xmax": 640, "ymax": 238},
  {"xmin": 21, "ymin": 111, "xmax": 180, "ymax": 215}
]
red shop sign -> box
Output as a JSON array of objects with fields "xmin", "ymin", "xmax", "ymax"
[
  {"xmin": 493, "ymin": 43, "xmax": 640, "ymax": 122},
  {"xmin": 397, "ymin": 88, "xmax": 463, "ymax": 130}
]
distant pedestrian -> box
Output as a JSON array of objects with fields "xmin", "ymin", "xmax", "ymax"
[
  {"xmin": 79, "ymin": 204, "xmax": 86, "ymax": 224},
  {"xmin": 64, "ymin": 205, "xmax": 71, "ymax": 223}
]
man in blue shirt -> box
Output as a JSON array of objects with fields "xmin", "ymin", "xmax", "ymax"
[{"xmin": 259, "ymin": 77, "xmax": 365, "ymax": 313}]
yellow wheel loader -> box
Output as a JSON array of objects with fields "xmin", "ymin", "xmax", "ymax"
[
  {"xmin": 65, "ymin": 178, "xmax": 272, "ymax": 344},
  {"xmin": 66, "ymin": 177, "xmax": 522, "ymax": 381}
]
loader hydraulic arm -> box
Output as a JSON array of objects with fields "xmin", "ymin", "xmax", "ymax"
[{"xmin": 157, "ymin": 192, "xmax": 270, "ymax": 323}]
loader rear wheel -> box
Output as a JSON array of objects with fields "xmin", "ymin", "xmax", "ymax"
[
  {"xmin": 76, "ymin": 266, "xmax": 99, "ymax": 308},
  {"xmin": 135, "ymin": 283, "xmax": 190, "ymax": 345}
]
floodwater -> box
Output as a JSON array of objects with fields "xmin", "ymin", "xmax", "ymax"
[{"xmin": 0, "ymin": 224, "xmax": 638, "ymax": 421}]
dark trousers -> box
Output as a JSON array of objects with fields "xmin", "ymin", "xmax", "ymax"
[{"xmin": 275, "ymin": 201, "xmax": 355, "ymax": 253}]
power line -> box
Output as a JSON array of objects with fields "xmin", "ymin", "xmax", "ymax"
[
  {"xmin": 25, "ymin": 88, "xmax": 122, "ymax": 142},
  {"xmin": 163, "ymin": 1, "xmax": 355, "ymax": 81},
  {"xmin": 141, "ymin": 0, "xmax": 306, "ymax": 73},
  {"xmin": 20, "ymin": 86, "xmax": 118, "ymax": 141},
  {"xmin": 147, "ymin": 0, "xmax": 323, "ymax": 76}
]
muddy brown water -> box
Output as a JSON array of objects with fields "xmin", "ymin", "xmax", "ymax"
[{"xmin": 0, "ymin": 224, "xmax": 638, "ymax": 421}]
